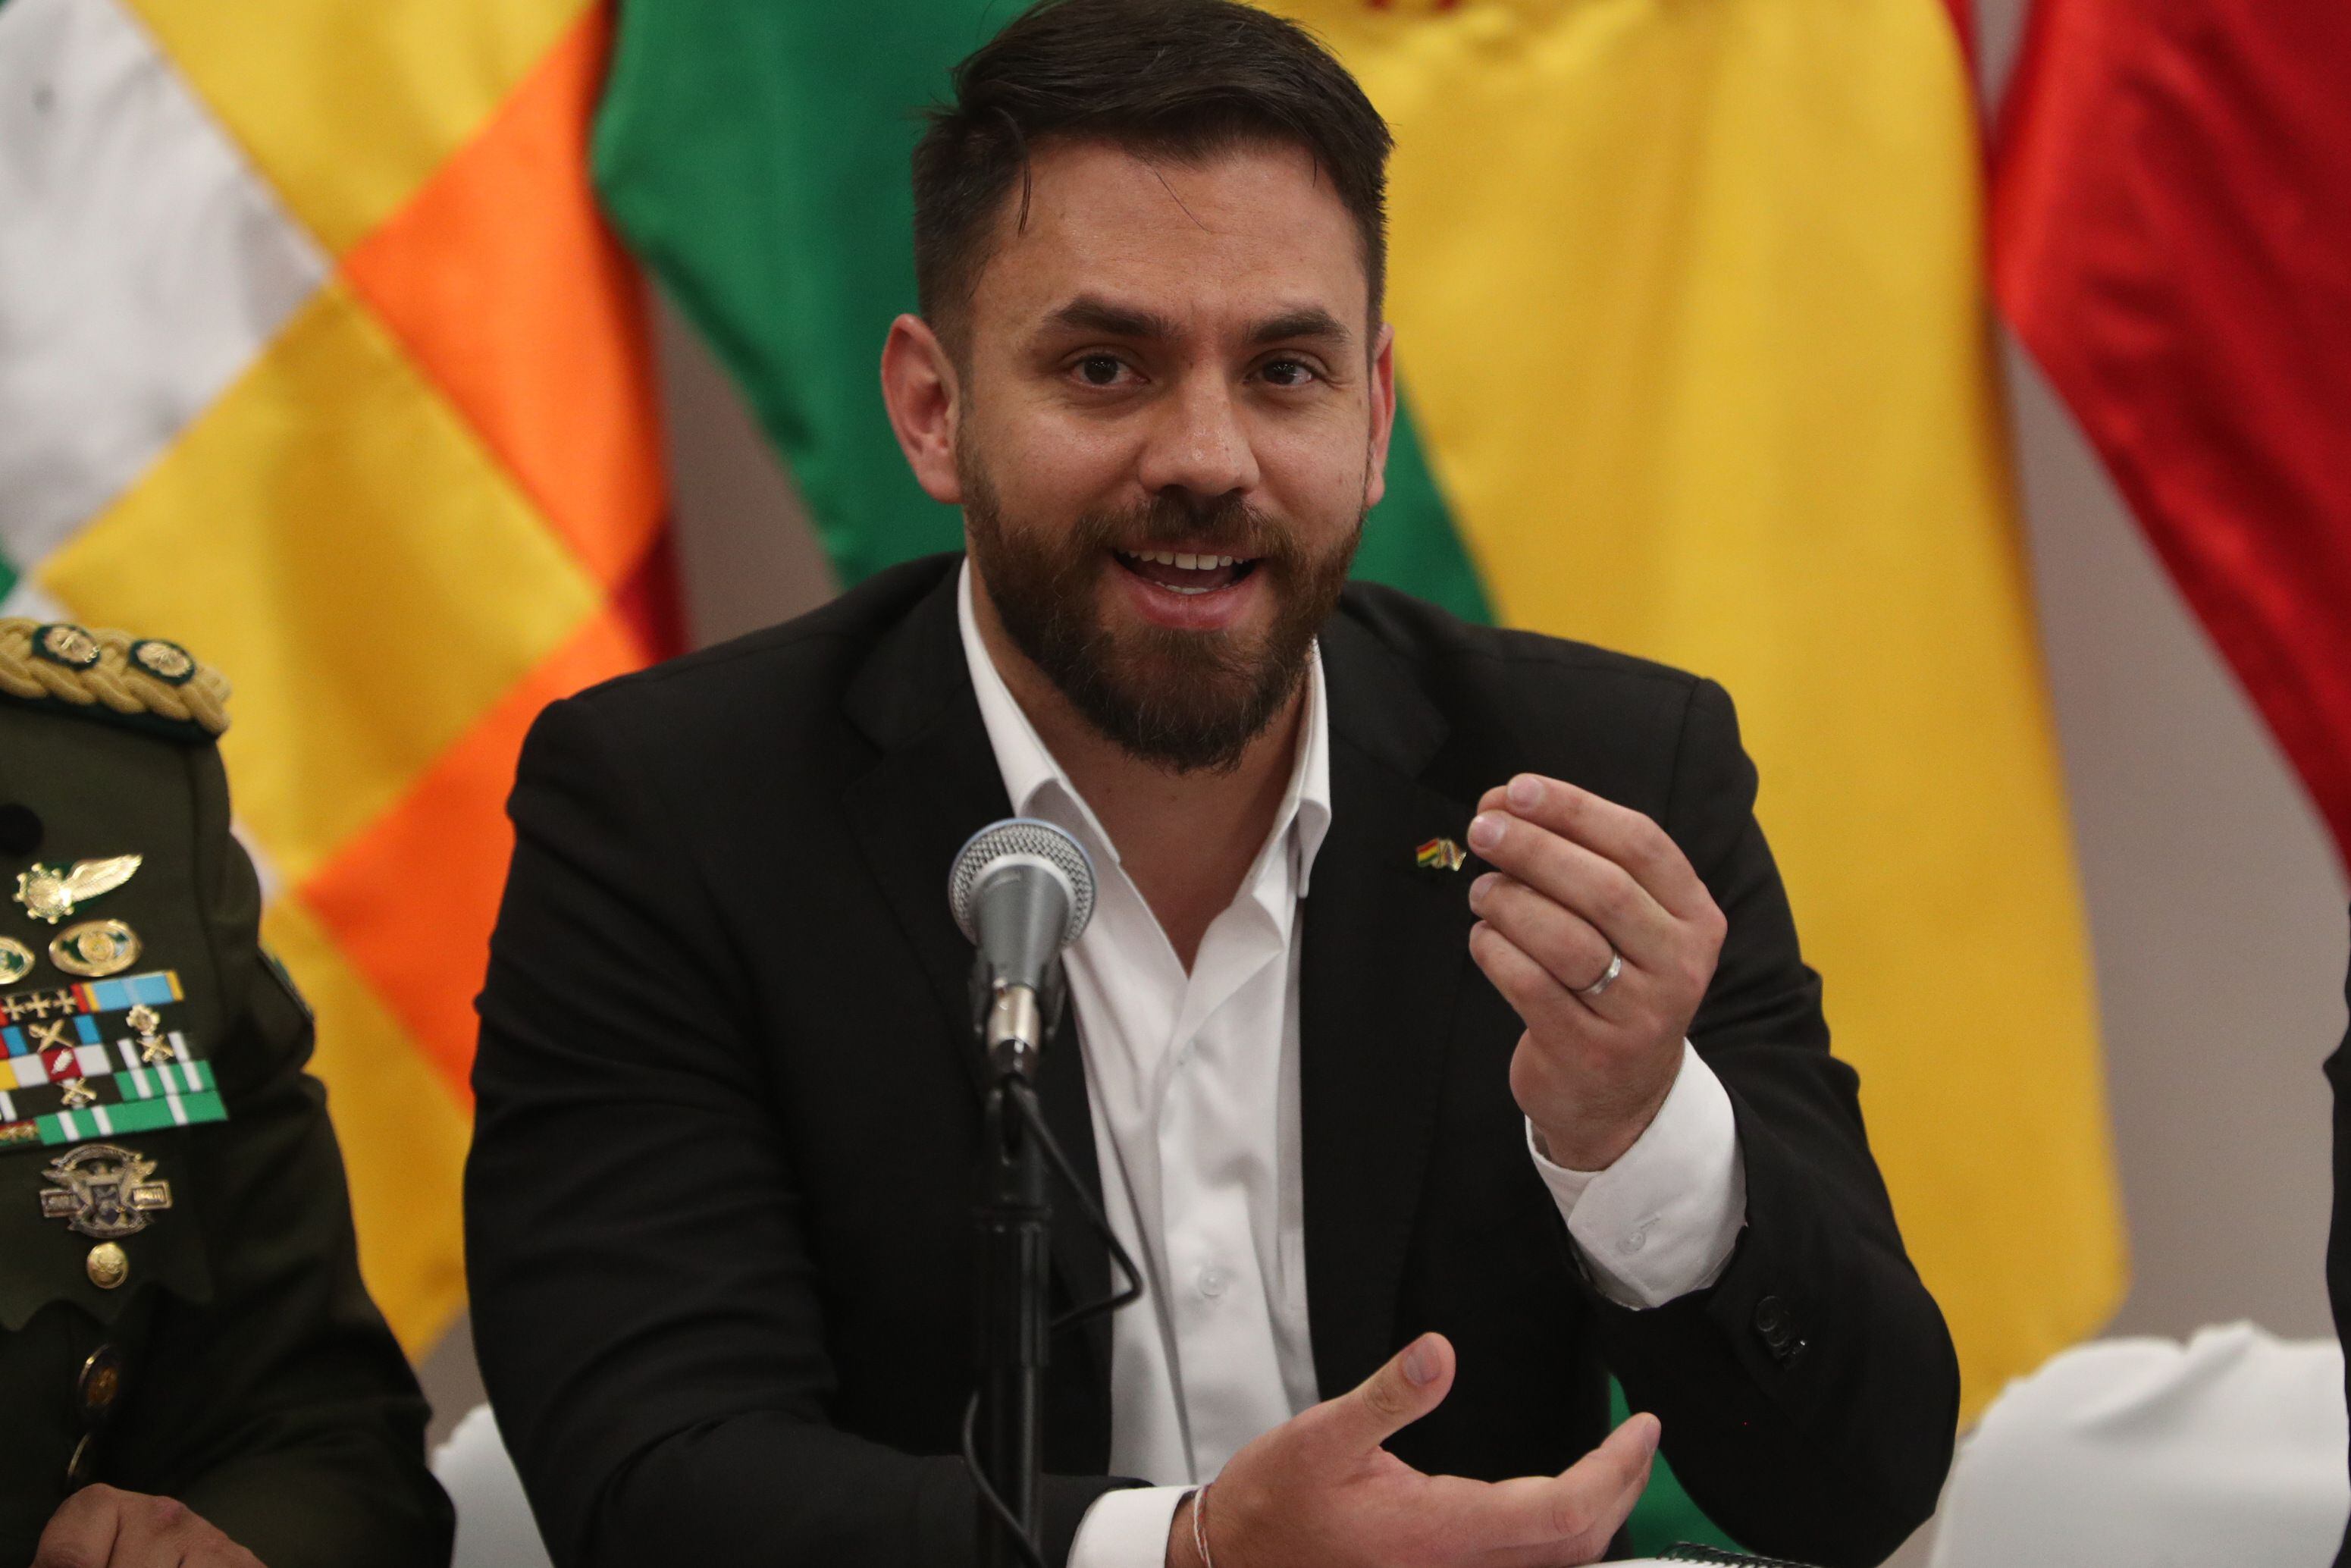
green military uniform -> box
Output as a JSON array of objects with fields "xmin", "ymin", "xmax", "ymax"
[{"xmin": 0, "ymin": 619, "xmax": 453, "ymax": 1566}]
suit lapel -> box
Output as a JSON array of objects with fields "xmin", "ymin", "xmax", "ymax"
[
  {"xmin": 1299, "ymin": 610, "xmax": 1481, "ymax": 1400},
  {"xmin": 839, "ymin": 564, "xmax": 1115, "ymax": 1391}
]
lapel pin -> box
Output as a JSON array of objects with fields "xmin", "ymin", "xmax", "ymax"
[
  {"xmin": 14, "ymin": 855, "xmax": 142, "ymax": 924},
  {"xmin": 0, "ymin": 936, "xmax": 33, "ymax": 986},
  {"xmin": 1415, "ymin": 836, "xmax": 1466, "ymax": 872}
]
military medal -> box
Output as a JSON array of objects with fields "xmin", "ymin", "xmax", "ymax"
[
  {"xmin": 14, "ymin": 855, "xmax": 141, "ymax": 924},
  {"xmin": 0, "ymin": 968, "xmax": 227, "ymax": 1147},
  {"xmin": 127, "ymin": 1003, "xmax": 173, "ymax": 1065},
  {"xmin": 1415, "ymin": 836, "xmax": 1466, "ymax": 871},
  {"xmin": 37, "ymin": 1143, "xmax": 171, "ymax": 1239},
  {"xmin": 50, "ymin": 920, "xmax": 141, "ymax": 979},
  {"xmin": 0, "ymin": 936, "xmax": 33, "ymax": 985}
]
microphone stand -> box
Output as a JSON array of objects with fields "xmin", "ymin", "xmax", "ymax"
[{"xmin": 974, "ymin": 971, "xmax": 1059, "ymax": 1567}]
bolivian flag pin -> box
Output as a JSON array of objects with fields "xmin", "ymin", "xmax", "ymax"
[{"xmin": 1415, "ymin": 837, "xmax": 1465, "ymax": 872}]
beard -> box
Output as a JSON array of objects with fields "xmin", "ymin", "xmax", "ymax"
[{"xmin": 962, "ymin": 456, "xmax": 1363, "ymax": 775}]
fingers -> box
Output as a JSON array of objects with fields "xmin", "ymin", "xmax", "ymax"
[
  {"xmin": 1469, "ymin": 874, "xmax": 1626, "ymax": 1002},
  {"xmin": 33, "ymin": 1485, "xmax": 125, "ymax": 1568},
  {"xmin": 1468, "ymin": 810, "xmax": 1676, "ymax": 974},
  {"xmin": 1469, "ymin": 919, "xmax": 1593, "ymax": 1043},
  {"xmin": 33, "ymin": 1488, "xmax": 262, "ymax": 1568},
  {"xmin": 1302, "ymin": 1331, "xmax": 1455, "ymax": 1460},
  {"xmin": 1477, "ymin": 774, "xmax": 1713, "ymax": 926},
  {"xmin": 1481, "ymin": 1412, "xmax": 1661, "ymax": 1557}
]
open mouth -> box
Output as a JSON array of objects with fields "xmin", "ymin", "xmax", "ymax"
[{"xmin": 1114, "ymin": 548, "xmax": 1260, "ymax": 596}]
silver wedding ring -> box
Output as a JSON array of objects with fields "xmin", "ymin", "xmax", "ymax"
[{"xmin": 1578, "ymin": 949, "xmax": 1624, "ymax": 999}]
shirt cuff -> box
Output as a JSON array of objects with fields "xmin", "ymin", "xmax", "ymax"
[
  {"xmin": 1525, "ymin": 1040, "xmax": 1746, "ymax": 1309},
  {"xmin": 1067, "ymin": 1484, "xmax": 1189, "ymax": 1568}
]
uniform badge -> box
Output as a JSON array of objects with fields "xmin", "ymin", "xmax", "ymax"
[
  {"xmin": 31, "ymin": 624, "xmax": 102, "ymax": 672},
  {"xmin": 0, "ymin": 936, "xmax": 33, "ymax": 986},
  {"xmin": 50, "ymin": 920, "xmax": 141, "ymax": 979},
  {"xmin": 1415, "ymin": 836, "xmax": 1467, "ymax": 872},
  {"xmin": 126, "ymin": 1003, "xmax": 172, "ymax": 1065},
  {"xmin": 128, "ymin": 639, "xmax": 196, "ymax": 685},
  {"xmin": 14, "ymin": 855, "xmax": 142, "ymax": 924},
  {"xmin": 37, "ymin": 1143, "xmax": 171, "ymax": 1239}
]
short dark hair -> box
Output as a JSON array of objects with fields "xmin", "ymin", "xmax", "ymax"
[{"xmin": 912, "ymin": 0, "xmax": 1393, "ymax": 349}]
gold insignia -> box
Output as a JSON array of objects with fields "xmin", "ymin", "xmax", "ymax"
[
  {"xmin": 0, "ymin": 936, "xmax": 31, "ymax": 986},
  {"xmin": 129, "ymin": 639, "xmax": 196, "ymax": 685},
  {"xmin": 29, "ymin": 1018, "xmax": 72, "ymax": 1055},
  {"xmin": 13, "ymin": 855, "xmax": 141, "ymax": 924},
  {"xmin": 59, "ymin": 1078, "xmax": 97, "ymax": 1110},
  {"xmin": 2, "ymin": 986, "xmax": 77, "ymax": 1023},
  {"xmin": 49, "ymin": 920, "xmax": 139, "ymax": 979},
  {"xmin": 1415, "ymin": 836, "xmax": 1466, "ymax": 872},
  {"xmin": 127, "ymin": 1003, "xmax": 173, "ymax": 1064},
  {"xmin": 33, "ymin": 623, "xmax": 102, "ymax": 670},
  {"xmin": 38, "ymin": 1144, "xmax": 171, "ymax": 1240}
]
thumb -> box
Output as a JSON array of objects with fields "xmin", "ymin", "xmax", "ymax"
[{"xmin": 1312, "ymin": 1331, "xmax": 1456, "ymax": 1458}]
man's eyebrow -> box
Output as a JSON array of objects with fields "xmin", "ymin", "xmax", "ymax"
[
  {"xmin": 1249, "ymin": 307, "xmax": 1353, "ymax": 348},
  {"xmin": 1042, "ymin": 296, "xmax": 1180, "ymax": 340},
  {"xmin": 1038, "ymin": 297, "xmax": 1356, "ymax": 350}
]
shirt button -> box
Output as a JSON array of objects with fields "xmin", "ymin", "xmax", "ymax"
[
  {"xmin": 1619, "ymin": 1223, "xmax": 1652, "ymax": 1256},
  {"xmin": 1196, "ymin": 1266, "xmax": 1228, "ymax": 1298}
]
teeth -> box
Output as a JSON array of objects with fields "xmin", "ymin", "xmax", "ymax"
[{"xmin": 1117, "ymin": 549, "xmax": 1248, "ymax": 572}]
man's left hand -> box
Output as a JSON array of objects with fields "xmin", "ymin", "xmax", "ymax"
[{"xmin": 1465, "ymin": 773, "xmax": 1726, "ymax": 1171}]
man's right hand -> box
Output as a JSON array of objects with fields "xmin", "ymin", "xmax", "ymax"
[
  {"xmin": 32, "ymin": 1486, "xmax": 266, "ymax": 1568},
  {"xmin": 1168, "ymin": 1332, "xmax": 1660, "ymax": 1568}
]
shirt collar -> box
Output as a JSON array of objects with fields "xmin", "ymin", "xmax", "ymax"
[{"xmin": 956, "ymin": 559, "xmax": 1333, "ymax": 894}]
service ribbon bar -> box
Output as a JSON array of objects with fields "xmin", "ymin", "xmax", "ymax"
[{"xmin": 0, "ymin": 969, "xmax": 221, "ymax": 1146}]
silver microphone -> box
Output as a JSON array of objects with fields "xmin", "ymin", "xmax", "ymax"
[{"xmin": 948, "ymin": 819, "xmax": 1096, "ymax": 1075}]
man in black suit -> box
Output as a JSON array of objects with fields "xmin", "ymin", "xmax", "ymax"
[{"xmin": 466, "ymin": 2, "xmax": 1958, "ymax": 1565}]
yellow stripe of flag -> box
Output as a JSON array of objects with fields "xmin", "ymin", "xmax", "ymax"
[{"xmin": 1278, "ymin": 0, "xmax": 2121, "ymax": 1415}]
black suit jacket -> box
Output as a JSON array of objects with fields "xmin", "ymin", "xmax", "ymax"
[
  {"xmin": 2327, "ymin": 910, "xmax": 2351, "ymax": 1568},
  {"xmin": 466, "ymin": 554, "xmax": 1958, "ymax": 1568}
]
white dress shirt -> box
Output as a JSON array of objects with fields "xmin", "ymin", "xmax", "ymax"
[{"xmin": 955, "ymin": 564, "xmax": 1747, "ymax": 1567}]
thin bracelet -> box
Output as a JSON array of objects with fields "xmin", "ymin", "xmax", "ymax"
[{"xmin": 1190, "ymin": 1482, "xmax": 1218, "ymax": 1568}]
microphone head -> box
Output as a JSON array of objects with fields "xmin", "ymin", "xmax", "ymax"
[{"xmin": 948, "ymin": 818, "xmax": 1096, "ymax": 949}]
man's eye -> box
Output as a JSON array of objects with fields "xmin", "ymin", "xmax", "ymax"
[
  {"xmin": 1075, "ymin": 355, "xmax": 1127, "ymax": 386},
  {"xmin": 1259, "ymin": 358, "xmax": 1319, "ymax": 387}
]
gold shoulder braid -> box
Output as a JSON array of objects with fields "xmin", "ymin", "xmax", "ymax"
[{"xmin": 0, "ymin": 619, "xmax": 231, "ymax": 738}]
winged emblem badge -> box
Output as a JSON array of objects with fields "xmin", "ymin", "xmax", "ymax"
[{"xmin": 13, "ymin": 855, "xmax": 143, "ymax": 924}]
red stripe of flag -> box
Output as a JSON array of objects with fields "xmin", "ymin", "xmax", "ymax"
[{"xmin": 1991, "ymin": 0, "xmax": 2351, "ymax": 866}]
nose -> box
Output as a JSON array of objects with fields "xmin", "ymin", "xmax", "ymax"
[{"xmin": 1135, "ymin": 370, "xmax": 1260, "ymax": 503}]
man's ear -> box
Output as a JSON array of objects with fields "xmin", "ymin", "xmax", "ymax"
[
  {"xmin": 1365, "ymin": 319, "xmax": 1397, "ymax": 512},
  {"xmin": 881, "ymin": 313, "xmax": 964, "ymax": 504}
]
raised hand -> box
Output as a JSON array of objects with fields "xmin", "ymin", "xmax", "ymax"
[
  {"xmin": 1465, "ymin": 773, "xmax": 1727, "ymax": 1171},
  {"xmin": 33, "ymin": 1486, "xmax": 266, "ymax": 1568},
  {"xmin": 1171, "ymin": 1332, "xmax": 1660, "ymax": 1568}
]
